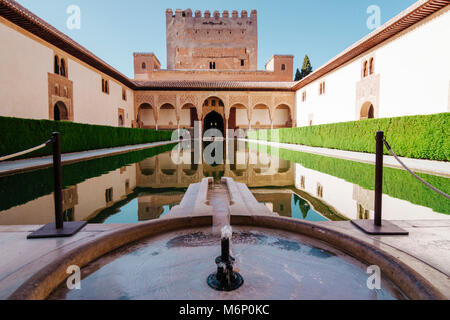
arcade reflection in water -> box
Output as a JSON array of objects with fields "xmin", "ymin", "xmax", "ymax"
[{"xmin": 0, "ymin": 140, "xmax": 331, "ymax": 225}]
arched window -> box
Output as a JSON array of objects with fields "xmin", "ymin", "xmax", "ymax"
[
  {"xmin": 102, "ymin": 79, "xmax": 105, "ymax": 92},
  {"xmin": 369, "ymin": 58, "xmax": 374, "ymax": 75},
  {"xmin": 363, "ymin": 60, "xmax": 368, "ymax": 78},
  {"xmin": 142, "ymin": 62, "xmax": 146, "ymax": 70},
  {"xmin": 119, "ymin": 115, "xmax": 124, "ymax": 127},
  {"xmin": 105, "ymin": 80, "xmax": 109, "ymax": 93},
  {"xmin": 281, "ymin": 64, "xmax": 286, "ymax": 71},
  {"xmin": 60, "ymin": 59, "xmax": 66, "ymax": 77},
  {"xmin": 54, "ymin": 55, "xmax": 60, "ymax": 75}
]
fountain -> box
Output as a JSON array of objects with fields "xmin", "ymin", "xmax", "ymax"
[{"xmin": 207, "ymin": 225, "xmax": 244, "ymax": 291}]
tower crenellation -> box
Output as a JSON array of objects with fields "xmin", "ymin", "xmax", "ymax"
[{"xmin": 166, "ymin": 8, "xmax": 258, "ymax": 70}]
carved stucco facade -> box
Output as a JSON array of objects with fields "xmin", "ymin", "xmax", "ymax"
[{"xmin": 134, "ymin": 90, "xmax": 296, "ymax": 130}]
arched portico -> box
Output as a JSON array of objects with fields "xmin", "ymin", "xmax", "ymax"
[
  {"xmin": 251, "ymin": 104, "xmax": 271, "ymax": 129},
  {"xmin": 137, "ymin": 103, "xmax": 156, "ymax": 129},
  {"xmin": 273, "ymin": 104, "xmax": 293, "ymax": 128}
]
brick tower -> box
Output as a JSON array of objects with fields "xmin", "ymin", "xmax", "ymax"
[{"xmin": 166, "ymin": 9, "xmax": 258, "ymax": 70}]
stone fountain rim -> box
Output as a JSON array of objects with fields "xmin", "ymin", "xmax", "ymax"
[{"xmin": 8, "ymin": 215, "xmax": 446, "ymax": 300}]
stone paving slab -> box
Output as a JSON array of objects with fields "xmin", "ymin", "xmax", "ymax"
[
  {"xmin": 321, "ymin": 220, "xmax": 450, "ymax": 278},
  {"xmin": 0, "ymin": 224, "xmax": 132, "ymax": 300},
  {"xmin": 244, "ymin": 139, "xmax": 450, "ymax": 177},
  {"xmin": 0, "ymin": 140, "xmax": 178, "ymax": 177}
]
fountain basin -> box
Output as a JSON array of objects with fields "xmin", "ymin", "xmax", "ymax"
[{"xmin": 8, "ymin": 216, "xmax": 447, "ymax": 300}]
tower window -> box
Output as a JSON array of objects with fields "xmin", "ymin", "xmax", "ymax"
[
  {"xmin": 369, "ymin": 58, "xmax": 374, "ymax": 75},
  {"xmin": 363, "ymin": 60, "xmax": 368, "ymax": 78},
  {"xmin": 54, "ymin": 55, "xmax": 60, "ymax": 75},
  {"xmin": 281, "ymin": 64, "xmax": 286, "ymax": 71},
  {"xmin": 241, "ymin": 59, "xmax": 245, "ymax": 66},
  {"xmin": 102, "ymin": 79, "xmax": 109, "ymax": 94},
  {"xmin": 105, "ymin": 188, "xmax": 113, "ymax": 203},
  {"xmin": 60, "ymin": 59, "xmax": 66, "ymax": 77},
  {"xmin": 142, "ymin": 62, "xmax": 146, "ymax": 70},
  {"xmin": 209, "ymin": 62, "xmax": 216, "ymax": 70},
  {"xmin": 319, "ymin": 81, "xmax": 326, "ymax": 95}
]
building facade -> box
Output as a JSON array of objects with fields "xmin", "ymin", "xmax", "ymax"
[{"xmin": 0, "ymin": 0, "xmax": 448, "ymax": 135}]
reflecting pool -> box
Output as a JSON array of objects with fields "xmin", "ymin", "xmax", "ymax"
[{"xmin": 0, "ymin": 140, "xmax": 448, "ymax": 225}]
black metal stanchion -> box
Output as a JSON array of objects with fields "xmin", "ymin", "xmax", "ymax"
[
  {"xmin": 351, "ymin": 131, "xmax": 408, "ymax": 236},
  {"xmin": 28, "ymin": 132, "xmax": 87, "ymax": 239}
]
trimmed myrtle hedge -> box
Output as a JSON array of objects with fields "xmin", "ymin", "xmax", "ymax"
[
  {"xmin": 248, "ymin": 142, "xmax": 450, "ymax": 215},
  {"xmin": 0, "ymin": 116, "xmax": 173, "ymax": 159},
  {"xmin": 248, "ymin": 113, "xmax": 450, "ymax": 161}
]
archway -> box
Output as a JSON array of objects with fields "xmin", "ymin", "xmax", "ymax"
[
  {"xmin": 228, "ymin": 104, "xmax": 249, "ymax": 130},
  {"xmin": 273, "ymin": 104, "xmax": 293, "ymax": 128},
  {"xmin": 54, "ymin": 101, "xmax": 68, "ymax": 121},
  {"xmin": 203, "ymin": 111, "xmax": 224, "ymax": 136},
  {"xmin": 158, "ymin": 103, "xmax": 177, "ymax": 129},
  {"xmin": 251, "ymin": 104, "xmax": 271, "ymax": 129},
  {"xmin": 360, "ymin": 102, "xmax": 375, "ymax": 120},
  {"xmin": 137, "ymin": 103, "xmax": 155, "ymax": 129},
  {"xmin": 181, "ymin": 104, "xmax": 198, "ymax": 129}
]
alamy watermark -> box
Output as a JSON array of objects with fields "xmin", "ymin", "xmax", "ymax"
[
  {"xmin": 366, "ymin": 265, "xmax": 381, "ymax": 290},
  {"xmin": 66, "ymin": 5, "xmax": 81, "ymax": 30},
  {"xmin": 366, "ymin": 5, "xmax": 381, "ymax": 30},
  {"xmin": 66, "ymin": 265, "xmax": 81, "ymax": 290}
]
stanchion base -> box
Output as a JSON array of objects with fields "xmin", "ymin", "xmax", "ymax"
[
  {"xmin": 27, "ymin": 221, "xmax": 88, "ymax": 239},
  {"xmin": 351, "ymin": 220, "xmax": 409, "ymax": 236}
]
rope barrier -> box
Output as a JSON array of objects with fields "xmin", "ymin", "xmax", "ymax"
[
  {"xmin": 0, "ymin": 139, "xmax": 53, "ymax": 162},
  {"xmin": 383, "ymin": 139, "xmax": 450, "ymax": 200}
]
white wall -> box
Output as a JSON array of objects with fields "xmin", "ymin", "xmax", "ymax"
[
  {"xmin": 0, "ymin": 19, "xmax": 51, "ymax": 120},
  {"xmin": 296, "ymin": 7, "xmax": 450, "ymax": 127},
  {"xmin": 0, "ymin": 18, "xmax": 135, "ymax": 127},
  {"xmin": 377, "ymin": 7, "xmax": 450, "ymax": 117},
  {"xmin": 70, "ymin": 59, "xmax": 134, "ymax": 127}
]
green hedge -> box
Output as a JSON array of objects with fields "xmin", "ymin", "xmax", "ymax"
[
  {"xmin": 0, "ymin": 116, "xmax": 173, "ymax": 159},
  {"xmin": 248, "ymin": 113, "xmax": 450, "ymax": 161}
]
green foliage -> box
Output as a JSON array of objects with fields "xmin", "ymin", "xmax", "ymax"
[
  {"xmin": 248, "ymin": 113, "xmax": 450, "ymax": 161},
  {"xmin": 294, "ymin": 68, "xmax": 302, "ymax": 81},
  {"xmin": 248, "ymin": 143, "xmax": 450, "ymax": 215},
  {"xmin": 301, "ymin": 55, "xmax": 313, "ymax": 79},
  {"xmin": 0, "ymin": 143, "xmax": 176, "ymax": 212},
  {"xmin": 0, "ymin": 116, "xmax": 173, "ymax": 159}
]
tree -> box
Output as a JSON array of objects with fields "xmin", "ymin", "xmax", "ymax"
[
  {"xmin": 294, "ymin": 68, "xmax": 302, "ymax": 81},
  {"xmin": 300, "ymin": 55, "xmax": 313, "ymax": 79}
]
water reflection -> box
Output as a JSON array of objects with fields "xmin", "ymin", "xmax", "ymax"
[{"xmin": 0, "ymin": 140, "xmax": 448, "ymax": 225}]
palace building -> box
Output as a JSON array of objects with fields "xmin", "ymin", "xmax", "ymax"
[{"xmin": 0, "ymin": 0, "xmax": 448, "ymax": 135}]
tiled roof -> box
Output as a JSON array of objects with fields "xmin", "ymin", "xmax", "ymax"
[{"xmin": 134, "ymin": 80, "xmax": 296, "ymax": 91}]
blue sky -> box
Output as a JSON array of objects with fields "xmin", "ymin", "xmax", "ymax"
[{"xmin": 16, "ymin": 0, "xmax": 417, "ymax": 78}]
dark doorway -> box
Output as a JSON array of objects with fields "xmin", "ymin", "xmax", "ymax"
[
  {"xmin": 368, "ymin": 105, "xmax": 374, "ymax": 119},
  {"xmin": 203, "ymin": 111, "xmax": 224, "ymax": 136},
  {"xmin": 54, "ymin": 101, "xmax": 68, "ymax": 121}
]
